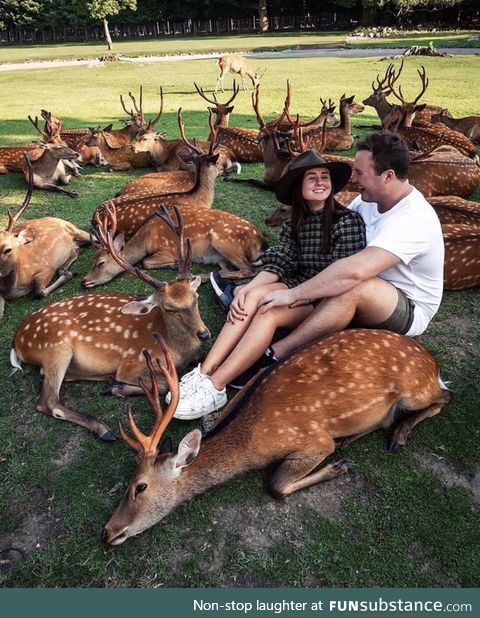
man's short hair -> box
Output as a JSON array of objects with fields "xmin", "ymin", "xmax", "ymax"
[{"xmin": 357, "ymin": 131, "xmax": 410, "ymax": 180}]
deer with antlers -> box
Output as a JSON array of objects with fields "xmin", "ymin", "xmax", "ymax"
[
  {"xmin": 102, "ymin": 329, "xmax": 451, "ymax": 545},
  {"xmin": 194, "ymin": 82, "xmax": 262, "ymax": 163},
  {"xmin": 0, "ymin": 158, "xmax": 90, "ymax": 317},
  {"xmin": 93, "ymin": 110, "xmax": 240, "ymax": 238},
  {"xmin": 383, "ymin": 66, "xmax": 477, "ymax": 159},
  {"xmin": 85, "ymin": 125, "xmax": 153, "ymax": 171},
  {"xmin": 215, "ymin": 55, "xmax": 264, "ymax": 93},
  {"xmin": 11, "ymin": 207, "xmax": 209, "ymax": 439},
  {"xmin": 83, "ymin": 202, "xmax": 266, "ymax": 288}
]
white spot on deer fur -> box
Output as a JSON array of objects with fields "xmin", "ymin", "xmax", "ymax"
[{"xmin": 123, "ymin": 330, "xmax": 130, "ymax": 338}]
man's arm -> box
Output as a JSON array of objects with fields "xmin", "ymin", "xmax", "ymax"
[{"xmin": 258, "ymin": 246, "xmax": 401, "ymax": 312}]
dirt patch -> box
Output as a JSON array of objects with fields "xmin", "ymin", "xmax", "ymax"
[
  {"xmin": 294, "ymin": 43, "xmax": 345, "ymax": 50},
  {"xmin": 0, "ymin": 489, "xmax": 66, "ymax": 572},
  {"xmin": 413, "ymin": 451, "xmax": 480, "ymax": 504},
  {"xmin": 51, "ymin": 434, "xmax": 85, "ymax": 468},
  {"xmin": 422, "ymin": 313, "xmax": 479, "ymax": 362}
]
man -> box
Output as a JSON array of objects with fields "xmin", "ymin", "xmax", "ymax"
[{"xmin": 256, "ymin": 130, "xmax": 444, "ymax": 364}]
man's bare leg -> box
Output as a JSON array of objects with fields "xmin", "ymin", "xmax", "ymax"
[{"xmin": 272, "ymin": 278, "xmax": 400, "ymax": 360}]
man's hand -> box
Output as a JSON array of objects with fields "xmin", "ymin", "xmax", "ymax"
[{"xmin": 258, "ymin": 288, "xmax": 302, "ymax": 313}]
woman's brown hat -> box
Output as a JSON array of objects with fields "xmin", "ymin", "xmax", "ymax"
[{"xmin": 275, "ymin": 149, "xmax": 352, "ymax": 205}]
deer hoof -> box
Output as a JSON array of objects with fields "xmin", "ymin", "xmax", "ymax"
[
  {"xmin": 68, "ymin": 191, "xmax": 78, "ymax": 198},
  {"xmin": 332, "ymin": 459, "xmax": 354, "ymax": 472},
  {"xmin": 388, "ymin": 441, "xmax": 404, "ymax": 454},
  {"xmin": 100, "ymin": 429, "xmax": 117, "ymax": 442}
]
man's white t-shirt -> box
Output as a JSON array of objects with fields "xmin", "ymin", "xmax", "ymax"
[{"xmin": 348, "ymin": 187, "xmax": 444, "ymax": 336}]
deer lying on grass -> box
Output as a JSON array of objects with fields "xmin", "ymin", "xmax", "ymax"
[
  {"xmin": 429, "ymin": 196, "xmax": 480, "ymax": 226},
  {"xmin": 85, "ymin": 125, "xmax": 153, "ymax": 171},
  {"xmin": 94, "ymin": 110, "xmax": 240, "ymax": 239},
  {"xmin": 216, "ymin": 55, "xmax": 264, "ymax": 93},
  {"xmin": 195, "ymin": 82, "xmax": 262, "ymax": 163},
  {"xmin": 443, "ymin": 223, "xmax": 480, "ymax": 290},
  {"xmin": 0, "ymin": 158, "xmax": 90, "ymax": 317},
  {"xmin": 11, "ymin": 209, "xmax": 209, "ymax": 440},
  {"xmin": 384, "ymin": 66, "xmax": 477, "ymax": 159},
  {"xmin": 102, "ymin": 329, "xmax": 451, "ymax": 545},
  {"xmin": 83, "ymin": 203, "xmax": 267, "ymax": 287},
  {"xmin": 318, "ymin": 94, "xmax": 364, "ymax": 151},
  {"xmin": 430, "ymin": 110, "xmax": 480, "ymax": 144}
]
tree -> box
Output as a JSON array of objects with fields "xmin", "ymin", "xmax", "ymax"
[
  {"xmin": 75, "ymin": 0, "xmax": 137, "ymax": 50},
  {"xmin": 0, "ymin": 0, "xmax": 41, "ymax": 28},
  {"xmin": 391, "ymin": 0, "xmax": 463, "ymax": 16}
]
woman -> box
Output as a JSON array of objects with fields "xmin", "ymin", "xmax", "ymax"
[{"xmin": 170, "ymin": 149, "xmax": 366, "ymax": 420}]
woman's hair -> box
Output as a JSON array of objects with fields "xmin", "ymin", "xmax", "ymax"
[{"xmin": 290, "ymin": 172, "xmax": 348, "ymax": 253}]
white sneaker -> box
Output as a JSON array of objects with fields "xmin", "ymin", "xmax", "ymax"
[
  {"xmin": 173, "ymin": 375, "xmax": 227, "ymax": 420},
  {"xmin": 165, "ymin": 364, "xmax": 204, "ymax": 404}
]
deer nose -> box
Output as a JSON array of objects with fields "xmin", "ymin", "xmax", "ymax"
[
  {"xmin": 100, "ymin": 528, "xmax": 108, "ymax": 544},
  {"xmin": 198, "ymin": 329, "xmax": 211, "ymax": 341}
]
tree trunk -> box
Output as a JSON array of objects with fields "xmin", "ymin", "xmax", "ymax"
[
  {"xmin": 103, "ymin": 18, "xmax": 113, "ymax": 50},
  {"xmin": 258, "ymin": 1, "xmax": 269, "ymax": 32}
]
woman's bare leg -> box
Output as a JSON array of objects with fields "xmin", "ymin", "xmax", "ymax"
[
  {"xmin": 202, "ymin": 283, "xmax": 287, "ymax": 375},
  {"xmin": 208, "ymin": 303, "xmax": 314, "ymax": 390}
]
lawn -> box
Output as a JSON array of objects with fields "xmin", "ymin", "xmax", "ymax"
[
  {"xmin": 0, "ymin": 53, "xmax": 479, "ymax": 588},
  {"xmin": 0, "ymin": 30, "xmax": 478, "ymax": 64}
]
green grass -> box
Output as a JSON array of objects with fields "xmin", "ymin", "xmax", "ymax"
[
  {"xmin": 0, "ymin": 30, "xmax": 478, "ymax": 64},
  {"xmin": 0, "ymin": 53, "xmax": 479, "ymax": 588}
]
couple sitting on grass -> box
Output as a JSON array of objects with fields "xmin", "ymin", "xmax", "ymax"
[{"xmin": 169, "ymin": 131, "xmax": 444, "ymax": 421}]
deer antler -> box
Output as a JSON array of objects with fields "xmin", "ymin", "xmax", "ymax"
[
  {"xmin": 252, "ymin": 84, "xmax": 266, "ymax": 129},
  {"xmin": 119, "ymin": 333, "xmax": 179, "ymax": 457},
  {"xmin": 28, "ymin": 114, "xmax": 49, "ymax": 141},
  {"xmin": 154, "ymin": 205, "xmax": 192, "ymax": 278},
  {"xmin": 147, "ymin": 86, "xmax": 164, "ymax": 129},
  {"xmin": 195, "ymin": 81, "xmax": 239, "ymax": 107},
  {"xmin": 413, "ymin": 66, "xmax": 429, "ymax": 105},
  {"xmin": 93, "ymin": 202, "xmax": 163, "ymax": 290},
  {"xmin": 6, "ymin": 155, "xmax": 34, "ymax": 233},
  {"xmin": 177, "ymin": 108, "xmax": 203, "ymax": 156},
  {"xmin": 387, "ymin": 62, "xmax": 406, "ymax": 104}
]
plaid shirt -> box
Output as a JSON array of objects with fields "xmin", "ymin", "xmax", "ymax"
[{"xmin": 261, "ymin": 210, "xmax": 366, "ymax": 288}]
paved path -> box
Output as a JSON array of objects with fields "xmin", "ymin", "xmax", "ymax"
[{"xmin": 0, "ymin": 47, "xmax": 478, "ymax": 72}]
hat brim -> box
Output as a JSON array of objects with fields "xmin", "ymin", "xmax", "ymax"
[{"xmin": 275, "ymin": 159, "xmax": 352, "ymax": 205}]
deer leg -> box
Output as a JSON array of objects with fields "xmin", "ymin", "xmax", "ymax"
[
  {"xmin": 34, "ymin": 270, "xmax": 74, "ymax": 298},
  {"xmin": 39, "ymin": 183, "xmax": 78, "ymax": 198},
  {"xmin": 389, "ymin": 394, "xmax": 450, "ymax": 453},
  {"xmin": 142, "ymin": 252, "xmax": 177, "ymax": 270},
  {"xmin": 0, "ymin": 296, "xmax": 5, "ymax": 318},
  {"xmin": 104, "ymin": 363, "xmax": 168, "ymax": 397},
  {"xmin": 37, "ymin": 352, "xmax": 115, "ymax": 440},
  {"xmin": 0, "ymin": 165, "xmax": 9, "ymax": 174},
  {"xmin": 270, "ymin": 433, "xmax": 353, "ymax": 497}
]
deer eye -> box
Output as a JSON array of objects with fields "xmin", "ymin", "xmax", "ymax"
[
  {"xmin": 96, "ymin": 260, "xmax": 106, "ymax": 267},
  {"xmin": 135, "ymin": 483, "xmax": 147, "ymax": 496},
  {"xmin": 3, "ymin": 248, "xmax": 12, "ymax": 255}
]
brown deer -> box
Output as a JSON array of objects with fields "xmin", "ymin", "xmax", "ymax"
[
  {"xmin": 85, "ymin": 125, "xmax": 153, "ymax": 171},
  {"xmin": 0, "ymin": 158, "xmax": 90, "ymax": 317},
  {"xmin": 83, "ymin": 202, "xmax": 267, "ymax": 287},
  {"xmin": 194, "ymin": 82, "xmax": 262, "ymax": 163},
  {"xmin": 11, "ymin": 208, "xmax": 210, "ymax": 440},
  {"xmin": 430, "ymin": 110, "xmax": 480, "ymax": 144},
  {"xmin": 384, "ymin": 66, "xmax": 477, "ymax": 159},
  {"xmin": 320, "ymin": 94, "xmax": 364, "ymax": 151},
  {"xmin": 429, "ymin": 196, "xmax": 480, "ymax": 226},
  {"xmin": 443, "ymin": 223, "xmax": 480, "ymax": 290},
  {"xmin": 216, "ymin": 55, "xmax": 264, "ymax": 93},
  {"xmin": 363, "ymin": 61, "xmax": 450, "ymax": 125},
  {"xmin": 93, "ymin": 110, "xmax": 238, "ymax": 238},
  {"xmin": 102, "ymin": 328, "xmax": 451, "ymax": 545}
]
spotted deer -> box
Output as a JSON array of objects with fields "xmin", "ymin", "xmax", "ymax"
[
  {"xmin": 102, "ymin": 329, "xmax": 451, "ymax": 545},
  {"xmin": 194, "ymin": 82, "xmax": 262, "ymax": 163},
  {"xmin": 429, "ymin": 196, "xmax": 480, "ymax": 226},
  {"xmin": 11, "ymin": 209, "xmax": 209, "ymax": 440},
  {"xmin": 215, "ymin": 55, "xmax": 265, "ymax": 93},
  {"xmin": 430, "ymin": 110, "xmax": 480, "ymax": 144},
  {"xmin": 83, "ymin": 202, "xmax": 267, "ymax": 288},
  {"xmin": 85, "ymin": 125, "xmax": 153, "ymax": 171},
  {"xmin": 93, "ymin": 110, "xmax": 240, "ymax": 239},
  {"xmin": 318, "ymin": 94, "xmax": 364, "ymax": 151},
  {"xmin": 442, "ymin": 223, "xmax": 480, "ymax": 290},
  {"xmin": 0, "ymin": 159, "xmax": 90, "ymax": 317},
  {"xmin": 384, "ymin": 66, "xmax": 477, "ymax": 159}
]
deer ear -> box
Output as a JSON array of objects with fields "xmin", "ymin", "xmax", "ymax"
[
  {"xmin": 207, "ymin": 153, "xmax": 220, "ymax": 165},
  {"xmin": 113, "ymin": 233, "xmax": 125, "ymax": 252},
  {"xmin": 120, "ymin": 296, "xmax": 157, "ymax": 315},
  {"xmin": 103, "ymin": 124, "xmax": 113, "ymax": 132},
  {"xmin": 15, "ymin": 228, "xmax": 36, "ymax": 245},
  {"xmin": 173, "ymin": 430, "xmax": 202, "ymax": 470},
  {"xmin": 190, "ymin": 275, "xmax": 201, "ymax": 292},
  {"xmin": 415, "ymin": 104, "xmax": 427, "ymax": 112}
]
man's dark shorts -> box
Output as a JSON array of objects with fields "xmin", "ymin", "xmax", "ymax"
[{"xmin": 367, "ymin": 286, "xmax": 415, "ymax": 335}]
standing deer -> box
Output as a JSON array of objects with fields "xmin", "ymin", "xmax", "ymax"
[
  {"xmin": 102, "ymin": 329, "xmax": 451, "ymax": 545},
  {"xmin": 216, "ymin": 55, "xmax": 264, "ymax": 93},
  {"xmin": 83, "ymin": 203, "xmax": 267, "ymax": 287},
  {"xmin": 11, "ymin": 209, "xmax": 209, "ymax": 440}
]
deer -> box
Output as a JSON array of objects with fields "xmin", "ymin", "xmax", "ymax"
[
  {"xmin": 442, "ymin": 223, "xmax": 480, "ymax": 290},
  {"xmin": 101, "ymin": 328, "xmax": 451, "ymax": 545},
  {"xmin": 194, "ymin": 82, "xmax": 262, "ymax": 163},
  {"xmin": 0, "ymin": 157, "xmax": 90, "ymax": 318},
  {"xmin": 85, "ymin": 125, "xmax": 153, "ymax": 171},
  {"xmin": 11, "ymin": 208, "xmax": 210, "ymax": 440},
  {"xmin": 93, "ymin": 110, "xmax": 240, "ymax": 239},
  {"xmin": 384, "ymin": 66, "xmax": 477, "ymax": 159},
  {"xmin": 429, "ymin": 196, "xmax": 480, "ymax": 226},
  {"xmin": 22, "ymin": 116, "xmax": 80, "ymax": 197},
  {"xmin": 362, "ymin": 61, "xmax": 450, "ymax": 125},
  {"xmin": 430, "ymin": 110, "xmax": 480, "ymax": 144},
  {"xmin": 215, "ymin": 55, "xmax": 264, "ymax": 93},
  {"xmin": 318, "ymin": 94, "xmax": 364, "ymax": 151},
  {"xmin": 83, "ymin": 202, "xmax": 267, "ymax": 288}
]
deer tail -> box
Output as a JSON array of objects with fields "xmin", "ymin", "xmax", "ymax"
[{"xmin": 10, "ymin": 348, "xmax": 23, "ymax": 374}]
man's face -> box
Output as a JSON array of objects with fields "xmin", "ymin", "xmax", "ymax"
[{"xmin": 351, "ymin": 150, "xmax": 385, "ymax": 203}]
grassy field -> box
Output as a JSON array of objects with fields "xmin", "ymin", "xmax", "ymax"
[
  {"xmin": 0, "ymin": 54, "xmax": 479, "ymax": 588},
  {"xmin": 0, "ymin": 30, "xmax": 478, "ymax": 64}
]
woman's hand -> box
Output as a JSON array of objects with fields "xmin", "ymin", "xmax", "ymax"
[{"xmin": 227, "ymin": 284, "xmax": 250, "ymax": 323}]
